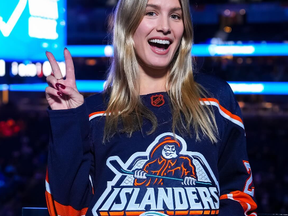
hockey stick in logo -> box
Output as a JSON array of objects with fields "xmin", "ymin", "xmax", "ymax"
[{"xmin": 109, "ymin": 159, "xmax": 212, "ymax": 186}]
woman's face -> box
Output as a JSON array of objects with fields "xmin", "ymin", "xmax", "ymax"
[{"xmin": 133, "ymin": 0, "xmax": 184, "ymax": 73}]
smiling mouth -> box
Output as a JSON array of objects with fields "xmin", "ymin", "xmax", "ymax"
[{"xmin": 148, "ymin": 39, "xmax": 172, "ymax": 50}]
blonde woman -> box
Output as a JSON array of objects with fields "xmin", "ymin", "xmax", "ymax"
[{"xmin": 45, "ymin": 0, "xmax": 257, "ymax": 215}]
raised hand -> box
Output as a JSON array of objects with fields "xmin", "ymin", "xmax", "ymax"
[{"xmin": 45, "ymin": 48, "xmax": 84, "ymax": 110}]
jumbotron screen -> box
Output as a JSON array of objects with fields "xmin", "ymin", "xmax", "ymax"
[{"xmin": 0, "ymin": 0, "xmax": 66, "ymax": 61}]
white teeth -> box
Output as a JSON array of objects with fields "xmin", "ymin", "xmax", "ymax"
[{"xmin": 149, "ymin": 39, "xmax": 171, "ymax": 45}]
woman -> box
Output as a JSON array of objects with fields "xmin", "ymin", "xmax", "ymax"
[{"xmin": 45, "ymin": 0, "xmax": 257, "ymax": 215}]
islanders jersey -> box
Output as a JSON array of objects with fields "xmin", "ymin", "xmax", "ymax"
[{"xmin": 45, "ymin": 73, "xmax": 257, "ymax": 216}]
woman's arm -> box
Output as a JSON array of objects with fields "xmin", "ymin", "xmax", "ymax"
[
  {"xmin": 218, "ymin": 88, "xmax": 257, "ymax": 216},
  {"xmin": 44, "ymin": 49, "xmax": 94, "ymax": 216}
]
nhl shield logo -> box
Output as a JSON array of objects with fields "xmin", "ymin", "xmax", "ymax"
[{"xmin": 151, "ymin": 94, "xmax": 165, "ymax": 107}]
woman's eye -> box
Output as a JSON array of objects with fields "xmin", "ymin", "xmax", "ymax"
[
  {"xmin": 171, "ymin": 14, "xmax": 181, "ymax": 20},
  {"xmin": 146, "ymin": 11, "xmax": 157, "ymax": 16}
]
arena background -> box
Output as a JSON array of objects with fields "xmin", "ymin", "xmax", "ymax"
[{"xmin": 0, "ymin": 0, "xmax": 288, "ymax": 215}]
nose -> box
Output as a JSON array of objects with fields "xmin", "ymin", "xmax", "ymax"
[{"xmin": 156, "ymin": 17, "xmax": 171, "ymax": 34}]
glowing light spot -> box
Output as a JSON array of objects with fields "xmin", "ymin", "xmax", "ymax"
[
  {"xmin": 237, "ymin": 58, "xmax": 243, "ymax": 64},
  {"xmin": 43, "ymin": 61, "xmax": 52, "ymax": 77},
  {"xmin": 240, "ymin": 9, "xmax": 246, "ymax": 15},
  {"xmin": 0, "ymin": 60, "xmax": 5, "ymax": 77},
  {"xmin": 86, "ymin": 59, "xmax": 97, "ymax": 66},
  {"xmin": 11, "ymin": 62, "xmax": 18, "ymax": 76},
  {"xmin": 229, "ymin": 84, "xmax": 264, "ymax": 93},
  {"xmin": 42, "ymin": 42, "xmax": 49, "ymax": 48},
  {"xmin": 224, "ymin": 9, "xmax": 231, "ymax": 16},
  {"xmin": 224, "ymin": 26, "xmax": 232, "ymax": 33},
  {"xmin": 36, "ymin": 62, "xmax": 43, "ymax": 77},
  {"xmin": 104, "ymin": 45, "xmax": 114, "ymax": 57},
  {"xmin": 58, "ymin": 62, "xmax": 66, "ymax": 77}
]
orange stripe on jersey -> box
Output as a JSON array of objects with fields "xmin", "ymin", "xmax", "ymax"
[
  {"xmin": 109, "ymin": 212, "xmax": 124, "ymax": 216},
  {"xmin": 175, "ymin": 211, "xmax": 189, "ymax": 215},
  {"xmin": 189, "ymin": 211, "xmax": 203, "ymax": 215},
  {"xmin": 46, "ymin": 190, "xmax": 88, "ymax": 216},
  {"xmin": 89, "ymin": 111, "xmax": 106, "ymax": 118},
  {"xmin": 55, "ymin": 199, "xmax": 88, "ymax": 216},
  {"xmin": 125, "ymin": 211, "xmax": 145, "ymax": 215},
  {"xmin": 200, "ymin": 98, "xmax": 244, "ymax": 128},
  {"xmin": 201, "ymin": 98, "xmax": 243, "ymax": 123},
  {"xmin": 45, "ymin": 191, "xmax": 57, "ymax": 216},
  {"xmin": 46, "ymin": 172, "xmax": 88, "ymax": 216},
  {"xmin": 220, "ymin": 190, "xmax": 257, "ymax": 215}
]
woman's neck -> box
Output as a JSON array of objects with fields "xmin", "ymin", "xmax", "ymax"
[{"xmin": 138, "ymin": 65, "xmax": 168, "ymax": 95}]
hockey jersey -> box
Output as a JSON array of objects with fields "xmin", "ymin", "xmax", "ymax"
[{"xmin": 45, "ymin": 73, "xmax": 257, "ymax": 216}]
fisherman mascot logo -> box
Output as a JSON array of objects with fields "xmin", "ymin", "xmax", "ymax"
[
  {"xmin": 92, "ymin": 133, "xmax": 220, "ymax": 216},
  {"xmin": 134, "ymin": 136, "xmax": 197, "ymax": 187}
]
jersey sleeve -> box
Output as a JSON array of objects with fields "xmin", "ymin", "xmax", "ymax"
[
  {"xmin": 45, "ymin": 102, "xmax": 94, "ymax": 216},
  {"xmin": 217, "ymin": 84, "xmax": 257, "ymax": 216}
]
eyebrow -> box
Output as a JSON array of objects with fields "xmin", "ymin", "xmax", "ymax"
[{"xmin": 146, "ymin": 4, "xmax": 182, "ymax": 12}]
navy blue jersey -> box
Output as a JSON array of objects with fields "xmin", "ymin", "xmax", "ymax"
[{"xmin": 45, "ymin": 73, "xmax": 257, "ymax": 216}]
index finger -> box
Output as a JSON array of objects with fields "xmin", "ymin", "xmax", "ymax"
[
  {"xmin": 64, "ymin": 48, "xmax": 76, "ymax": 82},
  {"xmin": 45, "ymin": 51, "xmax": 63, "ymax": 80}
]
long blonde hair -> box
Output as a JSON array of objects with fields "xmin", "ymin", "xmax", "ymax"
[{"xmin": 104, "ymin": 0, "xmax": 218, "ymax": 143}]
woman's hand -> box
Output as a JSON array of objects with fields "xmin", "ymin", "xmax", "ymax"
[{"xmin": 45, "ymin": 48, "xmax": 84, "ymax": 110}]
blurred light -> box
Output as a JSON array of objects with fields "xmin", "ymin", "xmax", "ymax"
[
  {"xmin": 43, "ymin": 61, "xmax": 52, "ymax": 76},
  {"xmin": 237, "ymin": 58, "xmax": 243, "ymax": 64},
  {"xmin": 224, "ymin": 9, "xmax": 231, "ymax": 16},
  {"xmin": 66, "ymin": 43, "xmax": 288, "ymax": 57},
  {"xmin": 229, "ymin": 82, "xmax": 288, "ymax": 95},
  {"xmin": 86, "ymin": 59, "xmax": 97, "ymax": 66},
  {"xmin": 246, "ymin": 58, "xmax": 252, "ymax": 64},
  {"xmin": 18, "ymin": 63, "xmax": 26, "ymax": 77},
  {"xmin": 224, "ymin": 26, "xmax": 232, "ymax": 33},
  {"xmin": 0, "ymin": 60, "xmax": 5, "ymax": 77},
  {"xmin": 36, "ymin": 63, "xmax": 43, "ymax": 77},
  {"xmin": 210, "ymin": 38, "xmax": 223, "ymax": 45},
  {"xmin": 4, "ymin": 81, "xmax": 288, "ymax": 95},
  {"xmin": 104, "ymin": 45, "xmax": 114, "ymax": 57},
  {"xmin": 9, "ymin": 80, "xmax": 106, "ymax": 92},
  {"xmin": 0, "ymin": 84, "xmax": 9, "ymax": 91},
  {"xmin": 238, "ymin": 101, "xmax": 245, "ymax": 108},
  {"xmin": 230, "ymin": 83, "xmax": 264, "ymax": 93},
  {"xmin": 263, "ymin": 102, "xmax": 273, "ymax": 109},
  {"xmin": 11, "ymin": 62, "xmax": 18, "ymax": 76},
  {"xmin": 240, "ymin": 9, "xmax": 246, "ymax": 15},
  {"xmin": 230, "ymin": 11, "xmax": 236, "ymax": 17},
  {"xmin": 60, "ymin": 20, "xmax": 66, "ymax": 26},
  {"xmin": 208, "ymin": 45, "xmax": 255, "ymax": 56},
  {"xmin": 42, "ymin": 42, "xmax": 49, "ymax": 48},
  {"xmin": 58, "ymin": 62, "xmax": 66, "ymax": 77}
]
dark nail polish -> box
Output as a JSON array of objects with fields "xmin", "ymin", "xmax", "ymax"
[
  {"xmin": 56, "ymin": 83, "xmax": 66, "ymax": 90},
  {"xmin": 57, "ymin": 92, "xmax": 63, "ymax": 97}
]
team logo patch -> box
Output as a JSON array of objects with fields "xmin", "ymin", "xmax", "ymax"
[
  {"xmin": 151, "ymin": 94, "xmax": 165, "ymax": 107},
  {"xmin": 92, "ymin": 133, "xmax": 220, "ymax": 216}
]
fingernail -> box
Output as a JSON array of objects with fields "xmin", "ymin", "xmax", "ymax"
[
  {"xmin": 57, "ymin": 92, "xmax": 63, "ymax": 97},
  {"xmin": 56, "ymin": 83, "xmax": 66, "ymax": 90},
  {"xmin": 64, "ymin": 47, "xmax": 67, "ymax": 50}
]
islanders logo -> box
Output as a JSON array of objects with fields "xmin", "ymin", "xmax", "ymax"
[{"xmin": 92, "ymin": 133, "xmax": 220, "ymax": 216}]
